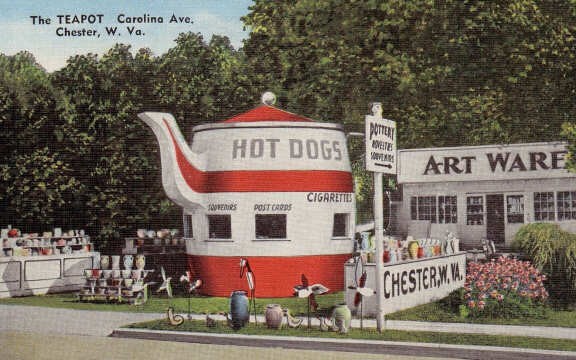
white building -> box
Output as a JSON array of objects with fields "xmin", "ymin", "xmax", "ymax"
[{"xmin": 394, "ymin": 141, "xmax": 575, "ymax": 248}]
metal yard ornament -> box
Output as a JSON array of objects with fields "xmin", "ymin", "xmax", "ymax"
[
  {"xmin": 293, "ymin": 274, "xmax": 329, "ymax": 328},
  {"xmin": 239, "ymin": 257, "xmax": 257, "ymax": 324},
  {"xmin": 348, "ymin": 264, "xmax": 375, "ymax": 329},
  {"xmin": 157, "ymin": 266, "xmax": 173, "ymax": 297},
  {"xmin": 180, "ymin": 271, "xmax": 202, "ymax": 319}
]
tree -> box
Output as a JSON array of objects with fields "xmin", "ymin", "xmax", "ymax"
[
  {"xmin": 242, "ymin": 0, "xmax": 576, "ymax": 147},
  {"xmin": 0, "ymin": 52, "xmax": 82, "ymax": 229}
]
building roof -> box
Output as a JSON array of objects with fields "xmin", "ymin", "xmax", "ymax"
[{"xmin": 221, "ymin": 105, "xmax": 314, "ymax": 123}]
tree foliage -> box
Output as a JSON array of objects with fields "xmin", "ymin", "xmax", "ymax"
[
  {"xmin": 242, "ymin": 0, "xmax": 576, "ymax": 148},
  {"xmin": 0, "ymin": 34, "xmax": 252, "ymax": 249}
]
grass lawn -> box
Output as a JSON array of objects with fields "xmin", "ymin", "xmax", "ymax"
[
  {"xmin": 124, "ymin": 318, "xmax": 576, "ymax": 352},
  {"xmin": 1, "ymin": 291, "xmax": 575, "ymax": 328}
]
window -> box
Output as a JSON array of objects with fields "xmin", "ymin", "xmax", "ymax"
[
  {"xmin": 410, "ymin": 196, "xmax": 437, "ymax": 223},
  {"xmin": 466, "ymin": 196, "xmax": 484, "ymax": 225},
  {"xmin": 332, "ymin": 213, "xmax": 350, "ymax": 237},
  {"xmin": 534, "ymin": 192, "xmax": 555, "ymax": 221},
  {"xmin": 183, "ymin": 214, "xmax": 193, "ymax": 238},
  {"xmin": 506, "ymin": 195, "xmax": 524, "ymax": 223},
  {"xmin": 208, "ymin": 215, "xmax": 231, "ymax": 239},
  {"xmin": 557, "ymin": 191, "xmax": 576, "ymax": 221},
  {"xmin": 255, "ymin": 214, "xmax": 287, "ymax": 239},
  {"xmin": 438, "ymin": 196, "xmax": 457, "ymax": 224}
]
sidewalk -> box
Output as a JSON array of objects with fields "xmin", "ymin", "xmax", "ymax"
[{"xmin": 1, "ymin": 304, "xmax": 574, "ymax": 340}]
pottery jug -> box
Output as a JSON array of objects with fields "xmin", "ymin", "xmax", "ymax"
[
  {"xmin": 100, "ymin": 255, "xmax": 110, "ymax": 270},
  {"xmin": 265, "ymin": 304, "xmax": 283, "ymax": 329},
  {"xmin": 229, "ymin": 290, "xmax": 249, "ymax": 330},
  {"xmin": 111, "ymin": 255, "xmax": 120, "ymax": 269},
  {"xmin": 408, "ymin": 241, "xmax": 419, "ymax": 259},
  {"xmin": 123, "ymin": 255, "xmax": 133, "ymax": 270},
  {"xmin": 135, "ymin": 255, "xmax": 145, "ymax": 270},
  {"xmin": 331, "ymin": 304, "xmax": 351, "ymax": 334}
]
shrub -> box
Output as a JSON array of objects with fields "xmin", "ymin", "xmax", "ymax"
[
  {"xmin": 513, "ymin": 223, "xmax": 576, "ymax": 307},
  {"xmin": 461, "ymin": 257, "xmax": 549, "ymax": 319}
]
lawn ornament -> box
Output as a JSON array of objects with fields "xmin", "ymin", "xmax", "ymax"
[
  {"xmin": 294, "ymin": 274, "xmax": 329, "ymax": 328},
  {"xmin": 239, "ymin": 258, "xmax": 257, "ymax": 324},
  {"xmin": 205, "ymin": 314, "xmax": 217, "ymax": 328},
  {"xmin": 157, "ymin": 267, "xmax": 173, "ymax": 297},
  {"xmin": 282, "ymin": 308, "xmax": 303, "ymax": 328},
  {"xmin": 166, "ymin": 307, "xmax": 184, "ymax": 326},
  {"xmin": 348, "ymin": 269, "xmax": 375, "ymax": 329},
  {"xmin": 180, "ymin": 271, "xmax": 202, "ymax": 319}
]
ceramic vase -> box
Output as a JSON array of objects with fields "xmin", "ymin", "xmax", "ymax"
[
  {"xmin": 230, "ymin": 290, "xmax": 249, "ymax": 330},
  {"xmin": 100, "ymin": 256, "xmax": 110, "ymax": 270},
  {"xmin": 331, "ymin": 304, "xmax": 351, "ymax": 334},
  {"xmin": 265, "ymin": 304, "xmax": 283, "ymax": 329},
  {"xmin": 135, "ymin": 255, "xmax": 145, "ymax": 270},
  {"xmin": 123, "ymin": 255, "xmax": 133, "ymax": 270},
  {"xmin": 408, "ymin": 241, "xmax": 419, "ymax": 259},
  {"xmin": 111, "ymin": 255, "xmax": 120, "ymax": 269}
]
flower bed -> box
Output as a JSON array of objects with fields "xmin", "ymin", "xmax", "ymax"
[{"xmin": 461, "ymin": 256, "xmax": 548, "ymax": 319}]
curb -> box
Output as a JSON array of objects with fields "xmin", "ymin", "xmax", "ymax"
[
  {"xmin": 111, "ymin": 327, "xmax": 576, "ymax": 360},
  {"xmin": 161, "ymin": 312, "xmax": 576, "ymax": 340}
]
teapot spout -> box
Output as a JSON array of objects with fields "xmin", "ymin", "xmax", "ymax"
[{"xmin": 138, "ymin": 112, "xmax": 205, "ymax": 210}]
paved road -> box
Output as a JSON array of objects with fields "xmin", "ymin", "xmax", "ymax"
[{"xmin": 0, "ymin": 304, "xmax": 452, "ymax": 360}]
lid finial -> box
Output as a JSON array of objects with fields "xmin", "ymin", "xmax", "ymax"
[{"xmin": 261, "ymin": 91, "xmax": 277, "ymax": 106}]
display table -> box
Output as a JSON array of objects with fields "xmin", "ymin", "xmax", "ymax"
[
  {"xmin": 76, "ymin": 269, "xmax": 154, "ymax": 305},
  {"xmin": 344, "ymin": 252, "xmax": 466, "ymax": 316},
  {"xmin": 0, "ymin": 252, "xmax": 96, "ymax": 298}
]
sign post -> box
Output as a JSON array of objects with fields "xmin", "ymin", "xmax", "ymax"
[{"xmin": 365, "ymin": 103, "xmax": 397, "ymax": 332}]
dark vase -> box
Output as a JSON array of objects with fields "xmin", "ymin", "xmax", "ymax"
[{"xmin": 230, "ymin": 290, "xmax": 249, "ymax": 330}]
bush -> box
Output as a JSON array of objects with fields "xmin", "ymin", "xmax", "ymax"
[
  {"xmin": 513, "ymin": 223, "xmax": 576, "ymax": 307},
  {"xmin": 459, "ymin": 257, "xmax": 549, "ymax": 319}
]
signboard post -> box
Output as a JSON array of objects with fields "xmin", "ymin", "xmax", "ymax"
[{"xmin": 365, "ymin": 103, "xmax": 397, "ymax": 332}]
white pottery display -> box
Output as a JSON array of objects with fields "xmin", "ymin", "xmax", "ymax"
[
  {"xmin": 123, "ymin": 255, "xmax": 133, "ymax": 270},
  {"xmin": 100, "ymin": 255, "xmax": 110, "ymax": 270},
  {"xmin": 111, "ymin": 255, "xmax": 120, "ymax": 269},
  {"xmin": 131, "ymin": 269, "xmax": 142, "ymax": 280},
  {"xmin": 135, "ymin": 255, "xmax": 145, "ymax": 270},
  {"xmin": 122, "ymin": 269, "xmax": 132, "ymax": 278}
]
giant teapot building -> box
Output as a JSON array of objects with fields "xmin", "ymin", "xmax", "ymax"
[{"xmin": 394, "ymin": 141, "xmax": 575, "ymax": 247}]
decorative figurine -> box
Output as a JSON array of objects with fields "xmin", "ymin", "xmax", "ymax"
[
  {"xmin": 157, "ymin": 267, "xmax": 173, "ymax": 297},
  {"xmin": 293, "ymin": 274, "xmax": 329, "ymax": 328},
  {"xmin": 166, "ymin": 307, "xmax": 184, "ymax": 326},
  {"xmin": 239, "ymin": 258, "xmax": 257, "ymax": 324}
]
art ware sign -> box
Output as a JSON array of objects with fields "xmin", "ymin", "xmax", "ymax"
[
  {"xmin": 344, "ymin": 253, "xmax": 466, "ymax": 315},
  {"xmin": 398, "ymin": 142, "xmax": 571, "ymax": 183}
]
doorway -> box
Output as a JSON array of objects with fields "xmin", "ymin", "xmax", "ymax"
[{"xmin": 486, "ymin": 194, "xmax": 505, "ymax": 244}]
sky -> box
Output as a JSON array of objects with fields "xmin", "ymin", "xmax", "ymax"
[{"xmin": 0, "ymin": 0, "xmax": 253, "ymax": 72}]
